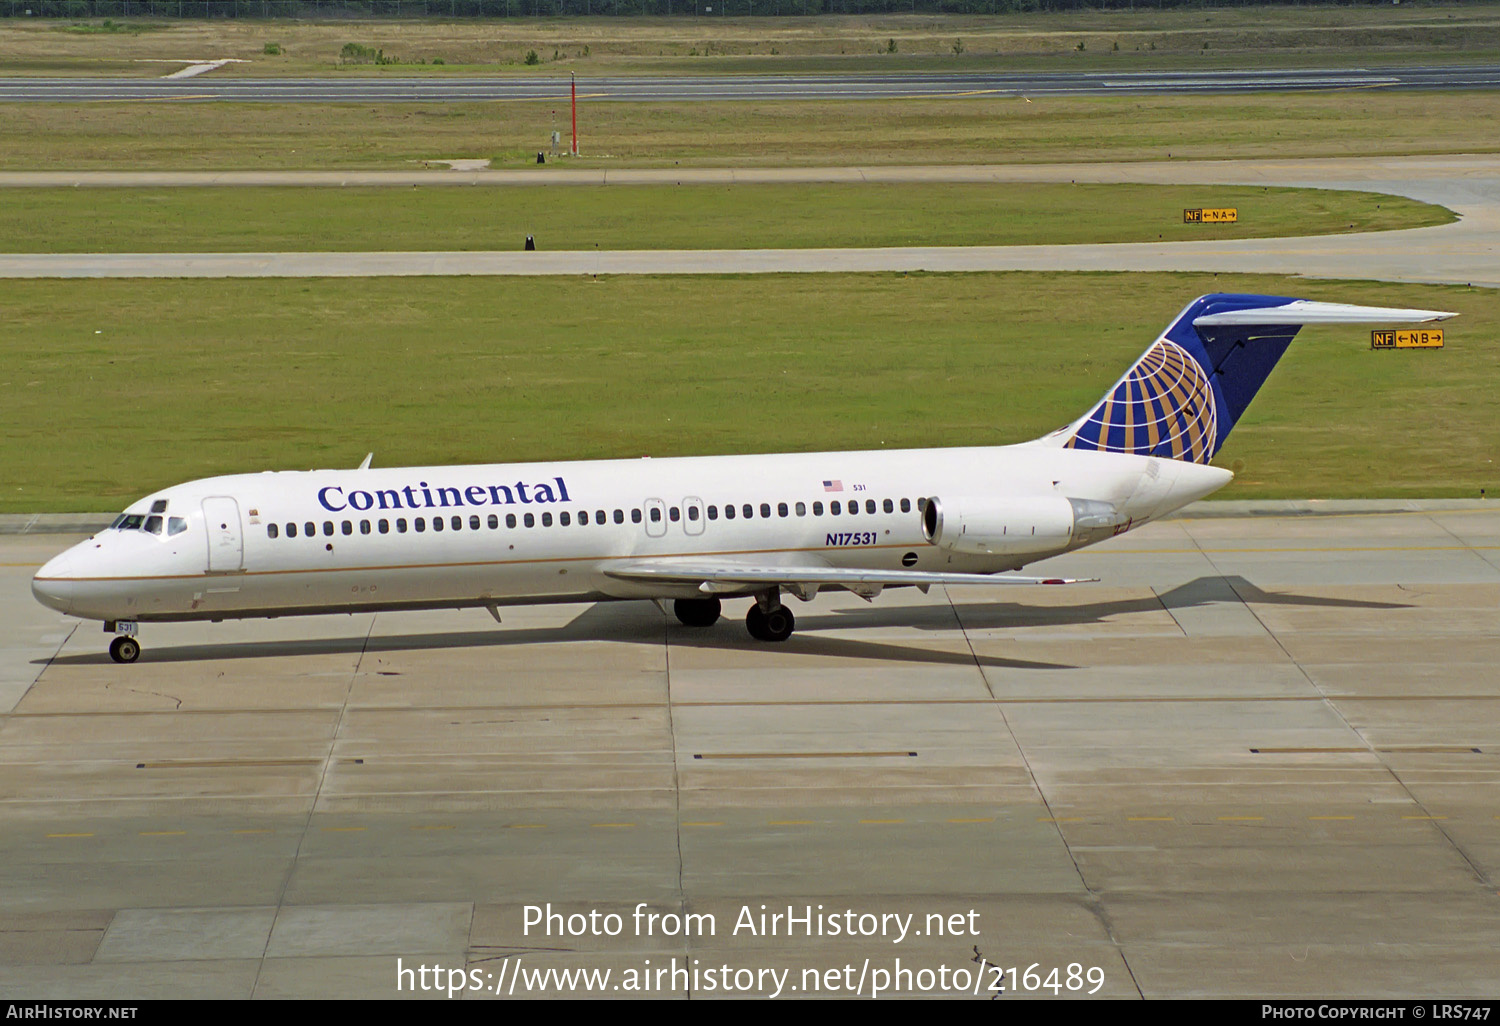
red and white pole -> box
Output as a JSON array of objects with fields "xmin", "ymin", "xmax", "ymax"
[{"xmin": 570, "ymin": 72, "xmax": 578, "ymax": 156}]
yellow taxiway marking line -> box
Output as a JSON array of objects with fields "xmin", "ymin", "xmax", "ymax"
[
  {"xmin": 45, "ymin": 832, "xmax": 94, "ymax": 838},
  {"xmin": 694, "ymin": 751, "xmax": 916, "ymax": 759},
  {"xmin": 590, "ymin": 823, "xmax": 635, "ymax": 828},
  {"xmin": 138, "ymin": 830, "xmax": 186, "ymax": 836},
  {"xmin": 948, "ymin": 818, "xmax": 995, "ymax": 824},
  {"xmin": 103, "ymin": 94, "xmax": 216, "ymax": 103},
  {"xmin": 901, "ymin": 88, "xmax": 1007, "ymax": 99}
]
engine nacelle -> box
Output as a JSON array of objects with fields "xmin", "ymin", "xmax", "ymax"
[{"xmin": 921, "ymin": 495, "xmax": 1122, "ymax": 557}]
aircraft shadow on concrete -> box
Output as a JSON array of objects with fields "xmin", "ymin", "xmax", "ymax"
[{"xmin": 39, "ymin": 576, "xmax": 1408, "ymax": 671}]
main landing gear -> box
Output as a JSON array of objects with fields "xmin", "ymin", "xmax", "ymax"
[
  {"xmin": 745, "ymin": 594, "xmax": 795, "ymax": 643},
  {"xmin": 673, "ymin": 597, "xmax": 722, "ymax": 628},
  {"xmin": 105, "ymin": 621, "xmax": 140, "ymax": 664},
  {"xmin": 671, "ymin": 593, "xmax": 796, "ymax": 642}
]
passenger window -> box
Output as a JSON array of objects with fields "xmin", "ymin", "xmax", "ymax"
[
  {"xmin": 900, "ymin": 498, "xmax": 911, "ymax": 513},
  {"xmin": 795, "ymin": 502, "xmax": 806, "ymax": 516},
  {"xmin": 506, "ymin": 514, "xmax": 517, "ymax": 529},
  {"xmin": 687, "ymin": 506, "xmax": 699, "ymax": 521},
  {"xmin": 433, "ymin": 517, "xmax": 444, "ymax": 532},
  {"xmin": 267, "ymin": 523, "xmax": 279, "ymax": 539},
  {"xmin": 524, "ymin": 513, "xmax": 535, "ymax": 528},
  {"xmin": 917, "ymin": 497, "xmax": 928, "ymax": 511},
  {"xmin": 397, "ymin": 518, "xmax": 408, "ymax": 533},
  {"xmin": 287, "ymin": 523, "xmax": 297, "ymax": 538},
  {"xmin": 379, "ymin": 519, "xmax": 390, "ymax": 534},
  {"xmin": 760, "ymin": 503, "xmax": 771, "ymax": 518},
  {"xmin": 631, "ymin": 509, "xmax": 642, "ymax": 524},
  {"xmin": 669, "ymin": 507, "xmax": 680, "ymax": 522},
  {"xmin": 305, "ymin": 522, "xmax": 315, "ymax": 537},
  {"xmin": 847, "ymin": 502, "xmax": 857, "ymax": 516},
  {"xmin": 596, "ymin": 509, "xmax": 606, "ymax": 524},
  {"xmin": 560, "ymin": 511, "xmax": 571, "ymax": 527},
  {"xmin": 451, "ymin": 516, "xmax": 461, "ymax": 531},
  {"xmin": 813, "ymin": 502, "xmax": 823, "ymax": 516},
  {"xmin": 724, "ymin": 505, "xmax": 735, "ymax": 520},
  {"xmin": 415, "ymin": 518, "xmax": 426, "ymax": 533},
  {"xmin": 831, "ymin": 501, "xmax": 841, "ymax": 515},
  {"xmin": 866, "ymin": 499, "xmax": 877, "ymax": 514},
  {"xmin": 615, "ymin": 509, "xmax": 625, "ymax": 524},
  {"xmin": 777, "ymin": 503, "xmax": 789, "ymax": 518},
  {"xmin": 883, "ymin": 499, "xmax": 894, "ymax": 514},
  {"xmin": 742, "ymin": 504, "xmax": 753, "ymax": 519},
  {"xmin": 360, "ymin": 520, "xmax": 371, "ymax": 535},
  {"xmin": 488, "ymin": 514, "xmax": 499, "ymax": 529},
  {"xmin": 707, "ymin": 506, "xmax": 717, "ymax": 521},
  {"xmin": 323, "ymin": 521, "xmax": 334, "ymax": 536},
  {"xmin": 649, "ymin": 508, "xmax": 661, "ymax": 523},
  {"xmin": 579, "ymin": 510, "xmax": 589, "ymax": 525},
  {"xmin": 542, "ymin": 512, "xmax": 552, "ymax": 527},
  {"xmin": 342, "ymin": 521, "xmax": 352, "ymax": 535},
  {"xmin": 470, "ymin": 515, "xmax": 481, "ymax": 530}
]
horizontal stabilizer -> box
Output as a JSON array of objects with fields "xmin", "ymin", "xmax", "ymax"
[{"xmin": 1194, "ymin": 300, "xmax": 1456, "ymax": 326}]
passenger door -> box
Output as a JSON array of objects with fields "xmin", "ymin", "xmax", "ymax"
[{"xmin": 202, "ymin": 496, "xmax": 244, "ymax": 573}]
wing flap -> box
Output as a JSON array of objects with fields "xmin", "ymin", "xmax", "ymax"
[{"xmin": 602, "ymin": 560, "xmax": 1091, "ymax": 590}]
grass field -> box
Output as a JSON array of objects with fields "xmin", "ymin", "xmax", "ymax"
[
  {"xmin": 0, "ymin": 183, "xmax": 1449, "ymax": 252},
  {"xmin": 4, "ymin": 91, "xmax": 1499, "ymax": 170},
  {"xmin": 2, "ymin": 7, "xmax": 1499, "ymax": 76},
  {"xmin": 2, "ymin": 272, "xmax": 1491, "ymax": 512}
]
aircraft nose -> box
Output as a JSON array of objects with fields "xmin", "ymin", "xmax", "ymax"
[{"xmin": 32, "ymin": 551, "xmax": 76, "ymax": 615}]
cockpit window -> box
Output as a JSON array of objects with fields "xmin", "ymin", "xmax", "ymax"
[
  {"xmin": 143, "ymin": 515, "xmax": 164, "ymax": 535},
  {"xmin": 110, "ymin": 514, "xmax": 128, "ymax": 529},
  {"xmin": 118, "ymin": 515, "xmax": 144, "ymax": 531},
  {"xmin": 168, "ymin": 517, "xmax": 188, "ymax": 536},
  {"xmin": 150, "ymin": 499, "xmax": 168, "ymax": 514}
]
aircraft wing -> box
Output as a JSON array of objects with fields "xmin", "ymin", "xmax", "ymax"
[{"xmin": 601, "ymin": 558, "xmax": 1092, "ymax": 596}]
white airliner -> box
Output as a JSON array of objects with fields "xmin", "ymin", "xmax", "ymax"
[{"xmin": 33, "ymin": 293, "xmax": 1453, "ymax": 663}]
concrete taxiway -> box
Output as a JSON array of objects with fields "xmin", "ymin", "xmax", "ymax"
[
  {"xmin": 2, "ymin": 155, "xmax": 1495, "ymax": 287},
  {"xmin": 3, "ymin": 66, "xmax": 1499, "ymax": 104},
  {"xmin": 3, "ymin": 505, "xmax": 1499, "ymax": 998}
]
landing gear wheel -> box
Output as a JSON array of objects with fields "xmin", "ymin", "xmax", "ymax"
[
  {"xmin": 109, "ymin": 636, "xmax": 140, "ymax": 664},
  {"xmin": 745, "ymin": 603, "xmax": 795, "ymax": 642},
  {"xmin": 673, "ymin": 597, "xmax": 722, "ymax": 628}
]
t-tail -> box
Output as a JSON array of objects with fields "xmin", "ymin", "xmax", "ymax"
[{"xmin": 1053, "ymin": 293, "xmax": 1456, "ymax": 463}]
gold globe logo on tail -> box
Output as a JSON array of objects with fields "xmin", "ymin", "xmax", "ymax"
[{"xmin": 1066, "ymin": 340, "xmax": 1218, "ymax": 463}]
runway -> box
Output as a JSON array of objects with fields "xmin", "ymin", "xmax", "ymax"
[
  {"xmin": 3, "ymin": 505, "xmax": 1499, "ymax": 997},
  {"xmin": 3, "ymin": 155, "xmax": 1496, "ymax": 287},
  {"xmin": 3, "ymin": 65, "xmax": 1500, "ymax": 103}
]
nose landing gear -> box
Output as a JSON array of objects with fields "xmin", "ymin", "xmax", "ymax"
[{"xmin": 104, "ymin": 621, "xmax": 140, "ymax": 663}]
